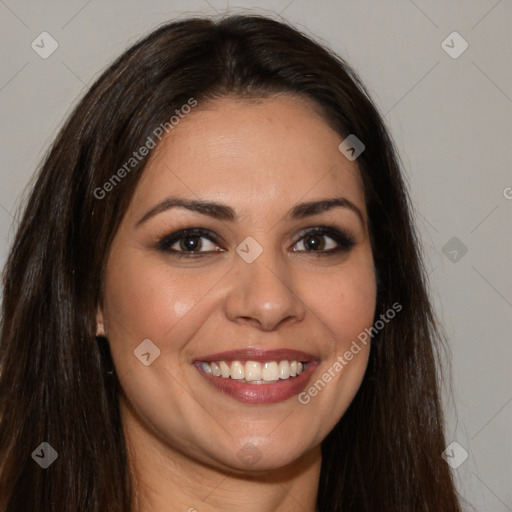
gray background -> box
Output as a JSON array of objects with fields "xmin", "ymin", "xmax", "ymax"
[{"xmin": 1, "ymin": 1, "xmax": 511, "ymax": 510}]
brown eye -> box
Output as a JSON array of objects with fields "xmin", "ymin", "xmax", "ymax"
[
  {"xmin": 157, "ymin": 226, "xmax": 355, "ymax": 259},
  {"xmin": 177, "ymin": 235, "xmax": 204, "ymax": 252},
  {"xmin": 292, "ymin": 227, "xmax": 356, "ymax": 254},
  {"xmin": 158, "ymin": 228, "xmax": 223, "ymax": 256},
  {"xmin": 300, "ymin": 234, "xmax": 329, "ymax": 251}
]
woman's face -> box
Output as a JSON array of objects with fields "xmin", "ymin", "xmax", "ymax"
[{"xmin": 97, "ymin": 94, "xmax": 377, "ymax": 472}]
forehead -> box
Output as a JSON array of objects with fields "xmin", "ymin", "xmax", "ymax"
[{"xmin": 131, "ymin": 94, "xmax": 365, "ymax": 219}]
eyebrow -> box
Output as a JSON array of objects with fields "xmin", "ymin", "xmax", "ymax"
[{"xmin": 135, "ymin": 196, "xmax": 365, "ymax": 227}]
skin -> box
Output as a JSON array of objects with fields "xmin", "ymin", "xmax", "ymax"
[{"xmin": 96, "ymin": 94, "xmax": 377, "ymax": 512}]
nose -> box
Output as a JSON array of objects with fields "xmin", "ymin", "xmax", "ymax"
[{"xmin": 223, "ymin": 248, "xmax": 307, "ymax": 331}]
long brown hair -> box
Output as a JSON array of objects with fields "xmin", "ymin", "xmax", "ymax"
[{"xmin": 0, "ymin": 14, "xmax": 463, "ymax": 511}]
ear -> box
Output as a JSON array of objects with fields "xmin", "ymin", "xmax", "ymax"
[{"xmin": 96, "ymin": 306, "xmax": 106, "ymax": 337}]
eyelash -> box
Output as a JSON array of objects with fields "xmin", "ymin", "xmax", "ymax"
[{"xmin": 157, "ymin": 226, "xmax": 356, "ymax": 258}]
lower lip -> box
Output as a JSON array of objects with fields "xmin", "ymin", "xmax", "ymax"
[{"xmin": 195, "ymin": 362, "xmax": 319, "ymax": 404}]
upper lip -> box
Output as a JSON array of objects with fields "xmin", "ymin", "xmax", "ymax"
[{"xmin": 192, "ymin": 348, "xmax": 318, "ymax": 363}]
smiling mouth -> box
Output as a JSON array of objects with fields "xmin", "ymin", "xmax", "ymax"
[
  {"xmin": 192, "ymin": 348, "xmax": 318, "ymax": 403},
  {"xmin": 198, "ymin": 359, "xmax": 308, "ymax": 384}
]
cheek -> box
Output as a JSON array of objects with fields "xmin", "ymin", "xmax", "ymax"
[
  {"xmin": 104, "ymin": 243, "xmax": 377, "ymax": 352},
  {"xmin": 103, "ymin": 250, "xmax": 209, "ymax": 342},
  {"xmin": 305, "ymin": 257, "xmax": 377, "ymax": 349},
  {"xmin": 291, "ymin": 255, "xmax": 376, "ymax": 444}
]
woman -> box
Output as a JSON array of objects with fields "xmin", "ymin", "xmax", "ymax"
[{"xmin": 0, "ymin": 14, "xmax": 464, "ymax": 511}]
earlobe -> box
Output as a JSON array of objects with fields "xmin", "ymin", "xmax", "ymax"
[{"xmin": 96, "ymin": 307, "xmax": 106, "ymax": 337}]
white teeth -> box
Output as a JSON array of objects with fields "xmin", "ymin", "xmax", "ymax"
[
  {"xmin": 262, "ymin": 361, "xmax": 280, "ymax": 381},
  {"xmin": 279, "ymin": 360, "xmax": 290, "ymax": 379},
  {"xmin": 230, "ymin": 361, "xmax": 245, "ymax": 380},
  {"xmin": 200, "ymin": 359, "xmax": 306, "ymax": 382},
  {"xmin": 219, "ymin": 360, "xmax": 230, "ymax": 378},
  {"xmin": 210, "ymin": 362, "xmax": 221, "ymax": 377},
  {"xmin": 245, "ymin": 361, "xmax": 262, "ymax": 381}
]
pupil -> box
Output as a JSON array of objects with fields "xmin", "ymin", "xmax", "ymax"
[
  {"xmin": 181, "ymin": 236, "xmax": 200, "ymax": 251},
  {"xmin": 305, "ymin": 234, "xmax": 323, "ymax": 251}
]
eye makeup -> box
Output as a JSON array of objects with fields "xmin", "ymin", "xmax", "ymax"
[{"xmin": 156, "ymin": 225, "xmax": 356, "ymax": 259}]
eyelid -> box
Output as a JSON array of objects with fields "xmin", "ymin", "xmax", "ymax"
[
  {"xmin": 291, "ymin": 225, "xmax": 356, "ymax": 252},
  {"xmin": 157, "ymin": 225, "xmax": 356, "ymax": 256},
  {"xmin": 157, "ymin": 227, "xmax": 223, "ymax": 253}
]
